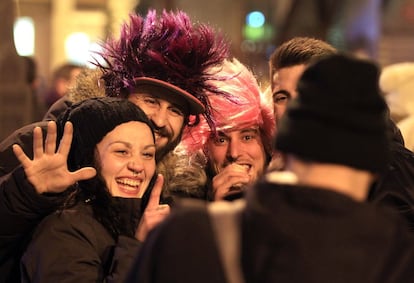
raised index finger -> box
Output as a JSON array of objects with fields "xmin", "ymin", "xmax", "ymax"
[{"xmin": 146, "ymin": 174, "xmax": 164, "ymax": 209}]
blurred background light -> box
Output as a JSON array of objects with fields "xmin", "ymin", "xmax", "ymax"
[
  {"xmin": 65, "ymin": 32, "xmax": 90, "ymax": 65},
  {"xmin": 14, "ymin": 17, "xmax": 35, "ymax": 56},
  {"xmin": 246, "ymin": 11, "xmax": 265, "ymax": 28},
  {"xmin": 86, "ymin": 42, "xmax": 105, "ymax": 68}
]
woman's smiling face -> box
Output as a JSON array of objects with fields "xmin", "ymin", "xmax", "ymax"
[{"xmin": 96, "ymin": 121, "xmax": 156, "ymax": 198}]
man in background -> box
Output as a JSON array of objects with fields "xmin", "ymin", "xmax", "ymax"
[
  {"xmin": 269, "ymin": 37, "xmax": 336, "ymax": 125},
  {"xmin": 43, "ymin": 63, "xmax": 83, "ymax": 108},
  {"xmin": 268, "ymin": 36, "xmax": 414, "ymax": 232}
]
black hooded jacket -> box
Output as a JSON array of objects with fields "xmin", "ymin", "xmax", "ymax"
[
  {"xmin": 127, "ymin": 176, "xmax": 414, "ymax": 283},
  {"xmin": 20, "ymin": 196, "xmax": 143, "ymax": 283},
  {"xmin": 0, "ymin": 167, "xmax": 68, "ymax": 283},
  {"xmin": 368, "ymin": 119, "xmax": 414, "ymax": 231}
]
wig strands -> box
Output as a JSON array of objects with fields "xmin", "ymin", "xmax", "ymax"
[
  {"xmin": 95, "ymin": 9, "xmax": 231, "ymax": 129},
  {"xmin": 181, "ymin": 59, "xmax": 275, "ymax": 158}
]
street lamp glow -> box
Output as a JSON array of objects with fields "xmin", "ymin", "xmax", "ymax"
[
  {"xmin": 14, "ymin": 17, "xmax": 35, "ymax": 56},
  {"xmin": 65, "ymin": 32, "xmax": 90, "ymax": 64}
]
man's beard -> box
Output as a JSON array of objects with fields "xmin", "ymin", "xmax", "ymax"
[{"xmin": 155, "ymin": 129, "xmax": 183, "ymax": 162}]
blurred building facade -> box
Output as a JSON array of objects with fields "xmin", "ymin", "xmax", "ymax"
[
  {"xmin": 1, "ymin": 0, "xmax": 414, "ymax": 138},
  {"xmin": 10, "ymin": 0, "xmax": 414, "ymax": 83}
]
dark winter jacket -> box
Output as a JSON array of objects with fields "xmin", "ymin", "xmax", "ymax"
[
  {"xmin": 0, "ymin": 70, "xmax": 107, "ymax": 282},
  {"xmin": 20, "ymin": 199, "xmax": 142, "ymax": 283},
  {"xmin": 127, "ymin": 173, "xmax": 414, "ymax": 283},
  {"xmin": 0, "ymin": 167, "xmax": 67, "ymax": 283},
  {"xmin": 368, "ymin": 119, "xmax": 414, "ymax": 231}
]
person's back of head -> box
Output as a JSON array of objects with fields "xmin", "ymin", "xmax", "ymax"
[{"xmin": 275, "ymin": 54, "xmax": 390, "ymax": 198}]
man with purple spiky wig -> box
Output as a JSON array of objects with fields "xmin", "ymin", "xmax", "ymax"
[
  {"xmin": 97, "ymin": 9, "xmax": 229, "ymax": 162},
  {"xmin": 0, "ymin": 9, "xmax": 230, "ymax": 281},
  {"xmin": 0, "ymin": 9, "xmax": 229, "ymax": 172}
]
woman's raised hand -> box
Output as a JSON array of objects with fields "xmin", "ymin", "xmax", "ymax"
[{"xmin": 13, "ymin": 121, "xmax": 97, "ymax": 194}]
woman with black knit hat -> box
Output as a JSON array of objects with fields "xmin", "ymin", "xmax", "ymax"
[
  {"xmin": 12, "ymin": 97, "xmax": 166, "ymax": 282},
  {"xmin": 0, "ymin": 9, "xmax": 230, "ymax": 281}
]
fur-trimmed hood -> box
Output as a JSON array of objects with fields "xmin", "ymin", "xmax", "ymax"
[{"xmin": 67, "ymin": 68, "xmax": 106, "ymax": 104}]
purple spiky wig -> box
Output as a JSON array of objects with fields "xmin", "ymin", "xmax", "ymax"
[{"xmin": 96, "ymin": 9, "xmax": 230, "ymax": 127}]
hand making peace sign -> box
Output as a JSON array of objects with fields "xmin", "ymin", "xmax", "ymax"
[{"xmin": 135, "ymin": 174, "xmax": 170, "ymax": 241}]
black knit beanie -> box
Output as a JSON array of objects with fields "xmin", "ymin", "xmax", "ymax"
[
  {"xmin": 275, "ymin": 54, "xmax": 390, "ymax": 173},
  {"xmin": 56, "ymin": 97, "xmax": 154, "ymax": 171}
]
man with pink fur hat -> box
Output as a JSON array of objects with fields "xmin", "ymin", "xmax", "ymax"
[{"xmin": 180, "ymin": 58, "xmax": 275, "ymax": 201}]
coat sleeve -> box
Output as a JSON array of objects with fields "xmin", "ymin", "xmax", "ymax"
[
  {"xmin": 0, "ymin": 167, "xmax": 68, "ymax": 281},
  {"xmin": 0, "ymin": 122, "xmax": 47, "ymax": 177},
  {"xmin": 0, "ymin": 167, "xmax": 65, "ymax": 243}
]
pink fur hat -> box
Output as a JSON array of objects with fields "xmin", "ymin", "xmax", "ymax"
[{"xmin": 181, "ymin": 58, "xmax": 275, "ymax": 159}]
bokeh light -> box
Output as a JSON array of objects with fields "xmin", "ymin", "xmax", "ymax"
[
  {"xmin": 246, "ymin": 11, "xmax": 265, "ymax": 28},
  {"xmin": 14, "ymin": 17, "xmax": 35, "ymax": 56}
]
